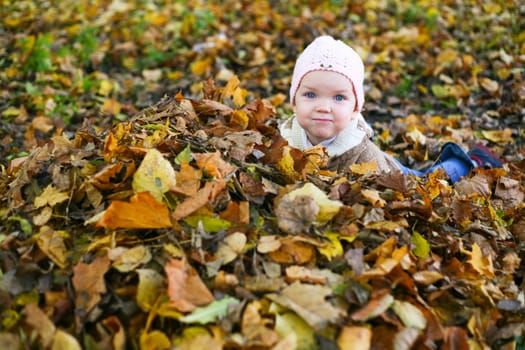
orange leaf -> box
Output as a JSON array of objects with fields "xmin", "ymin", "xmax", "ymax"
[
  {"xmin": 268, "ymin": 239, "xmax": 316, "ymax": 265},
  {"xmin": 191, "ymin": 57, "xmax": 212, "ymax": 76},
  {"xmin": 172, "ymin": 179, "xmax": 227, "ymax": 221},
  {"xmin": 466, "ymin": 242, "xmax": 495, "ymax": 278},
  {"xmin": 165, "ymin": 258, "xmax": 214, "ymax": 312},
  {"xmin": 101, "ymin": 98, "xmax": 122, "ymax": 116},
  {"xmin": 350, "ymin": 161, "xmax": 378, "ymax": 175},
  {"xmin": 96, "ymin": 192, "xmax": 171, "ymax": 229},
  {"xmin": 442, "ymin": 326, "xmax": 469, "ymax": 350},
  {"xmin": 171, "ymin": 162, "xmax": 203, "ymax": 196},
  {"xmin": 229, "ymin": 109, "xmax": 249, "ymax": 129},
  {"xmin": 232, "ymin": 87, "xmax": 248, "ymax": 107},
  {"xmin": 221, "ymin": 75, "xmax": 240, "ymax": 101},
  {"xmin": 219, "ymin": 201, "xmax": 250, "ymax": 226},
  {"xmin": 338, "ymin": 326, "xmax": 372, "ymax": 350},
  {"xmin": 364, "ymin": 236, "xmax": 398, "ymax": 261},
  {"xmin": 194, "ymin": 151, "xmax": 236, "ymax": 179},
  {"xmin": 275, "ymin": 146, "xmax": 302, "ymax": 181},
  {"xmin": 101, "ymin": 316, "xmax": 126, "ymax": 350},
  {"xmin": 23, "ymin": 304, "xmax": 56, "ymax": 348},
  {"xmin": 90, "ymin": 162, "xmax": 136, "ymax": 190},
  {"xmin": 426, "ymin": 170, "xmax": 452, "ymax": 200},
  {"xmin": 303, "ymin": 144, "xmax": 330, "ymax": 174},
  {"xmin": 241, "ymin": 301, "xmax": 280, "ymax": 346},
  {"xmin": 32, "ymin": 116, "xmax": 54, "ymax": 133},
  {"xmin": 350, "ymin": 291, "xmax": 394, "ymax": 321},
  {"xmin": 72, "ymin": 255, "xmax": 110, "ymax": 313},
  {"xmin": 103, "ymin": 129, "xmax": 134, "ymax": 163},
  {"xmin": 285, "ymin": 265, "xmax": 328, "ymax": 285},
  {"xmin": 360, "ymin": 189, "xmax": 386, "ymax": 208}
]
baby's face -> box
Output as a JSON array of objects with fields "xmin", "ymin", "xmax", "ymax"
[{"xmin": 293, "ymin": 71, "xmax": 358, "ymax": 145}]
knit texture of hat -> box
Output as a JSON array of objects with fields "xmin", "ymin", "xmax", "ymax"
[{"xmin": 289, "ymin": 36, "xmax": 365, "ymax": 112}]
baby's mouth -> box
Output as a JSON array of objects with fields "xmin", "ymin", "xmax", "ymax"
[{"xmin": 312, "ymin": 118, "xmax": 333, "ymax": 123}]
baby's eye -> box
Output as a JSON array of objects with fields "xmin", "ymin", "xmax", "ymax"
[
  {"xmin": 334, "ymin": 95, "xmax": 345, "ymax": 102},
  {"xmin": 305, "ymin": 92, "xmax": 316, "ymax": 99}
]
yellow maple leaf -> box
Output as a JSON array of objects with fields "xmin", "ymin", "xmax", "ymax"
[
  {"xmin": 229, "ymin": 109, "xmax": 249, "ymax": 129},
  {"xmin": 350, "ymin": 161, "xmax": 378, "ymax": 175},
  {"xmin": 481, "ymin": 129, "xmax": 513, "ymax": 144},
  {"xmin": 34, "ymin": 185, "xmax": 69, "ymax": 209},
  {"xmin": 276, "ymin": 147, "xmax": 301, "ymax": 181},
  {"xmin": 36, "ymin": 226, "xmax": 69, "ymax": 268},
  {"xmin": 303, "ymin": 145, "xmax": 329, "ymax": 175},
  {"xmin": 98, "ymin": 79, "xmax": 114, "ymax": 96},
  {"xmin": 191, "ymin": 57, "xmax": 212, "ymax": 76},
  {"xmin": 360, "ymin": 189, "xmax": 386, "ymax": 208},
  {"xmin": 132, "ymin": 148, "xmax": 177, "ymax": 202},
  {"xmin": 222, "ymin": 75, "xmax": 240, "ymax": 100},
  {"xmin": 101, "ymin": 98, "xmax": 121, "ymax": 116},
  {"xmin": 465, "ymin": 243, "xmax": 495, "ymax": 278},
  {"xmin": 317, "ymin": 233, "xmax": 343, "ymax": 261},
  {"xmin": 232, "ymin": 87, "xmax": 248, "ymax": 107}
]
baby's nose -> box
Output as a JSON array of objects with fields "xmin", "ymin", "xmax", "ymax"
[{"xmin": 316, "ymin": 99, "xmax": 332, "ymax": 111}]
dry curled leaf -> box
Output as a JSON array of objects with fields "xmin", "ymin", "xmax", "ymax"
[
  {"xmin": 165, "ymin": 258, "xmax": 214, "ymax": 312},
  {"xmin": 72, "ymin": 255, "xmax": 110, "ymax": 314},
  {"xmin": 267, "ymin": 282, "xmax": 345, "ymax": 330}
]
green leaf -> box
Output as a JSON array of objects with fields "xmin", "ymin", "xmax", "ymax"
[
  {"xmin": 25, "ymin": 82, "xmax": 41, "ymax": 96},
  {"xmin": 274, "ymin": 312, "xmax": 317, "ymax": 350},
  {"xmin": 9, "ymin": 216, "xmax": 32, "ymax": 235},
  {"xmin": 179, "ymin": 296, "xmax": 239, "ymax": 324},
  {"xmin": 24, "ymin": 33, "xmax": 54, "ymax": 73},
  {"xmin": 183, "ymin": 215, "xmax": 231, "ymax": 233},
  {"xmin": 175, "ymin": 144, "xmax": 192, "ymax": 165},
  {"xmin": 430, "ymin": 84, "xmax": 448, "ymax": 98},
  {"xmin": 411, "ymin": 231, "xmax": 430, "ymax": 259},
  {"xmin": 1, "ymin": 310, "xmax": 20, "ymax": 330}
]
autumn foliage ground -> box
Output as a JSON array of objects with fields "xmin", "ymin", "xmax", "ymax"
[{"xmin": 1, "ymin": 1, "xmax": 525, "ymax": 349}]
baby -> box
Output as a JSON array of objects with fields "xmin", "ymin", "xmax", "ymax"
[{"xmin": 279, "ymin": 36, "xmax": 502, "ymax": 182}]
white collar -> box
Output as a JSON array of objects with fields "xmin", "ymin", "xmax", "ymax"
[
  {"xmin": 300, "ymin": 117, "xmax": 365, "ymax": 156},
  {"xmin": 302, "ymin": 130, "xmax": 337, "ymax": 148}
]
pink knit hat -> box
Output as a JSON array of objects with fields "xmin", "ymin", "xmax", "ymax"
[{"xmin": 289, "ymin": 36, "xmax": 365, "ymax": 112}]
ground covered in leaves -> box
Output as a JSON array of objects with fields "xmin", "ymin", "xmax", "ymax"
[{"xmin": 1, "ymin": 1, "xmax": 525, "ymax": 349}]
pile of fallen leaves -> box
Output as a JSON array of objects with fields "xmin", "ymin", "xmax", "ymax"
[
  {"xmin": 1, "ymin": 77, "xmax": 525, "ymax": 349},
  {"xmin": 1, "ymin": 0, "xmax": 525, "ymax": 349},
  {"xmin": 1, "ymin": 1, "xmax": 524, "ymax": 162}
]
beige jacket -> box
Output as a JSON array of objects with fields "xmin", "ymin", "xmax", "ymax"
[{"xmin": 279, "ymin": 115, "xmax": 402, "ymax": 173}]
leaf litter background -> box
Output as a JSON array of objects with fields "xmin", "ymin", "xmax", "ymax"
[{"xmin": 1, "ymin": 1, "xmax": 525, "ymax": 349}]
